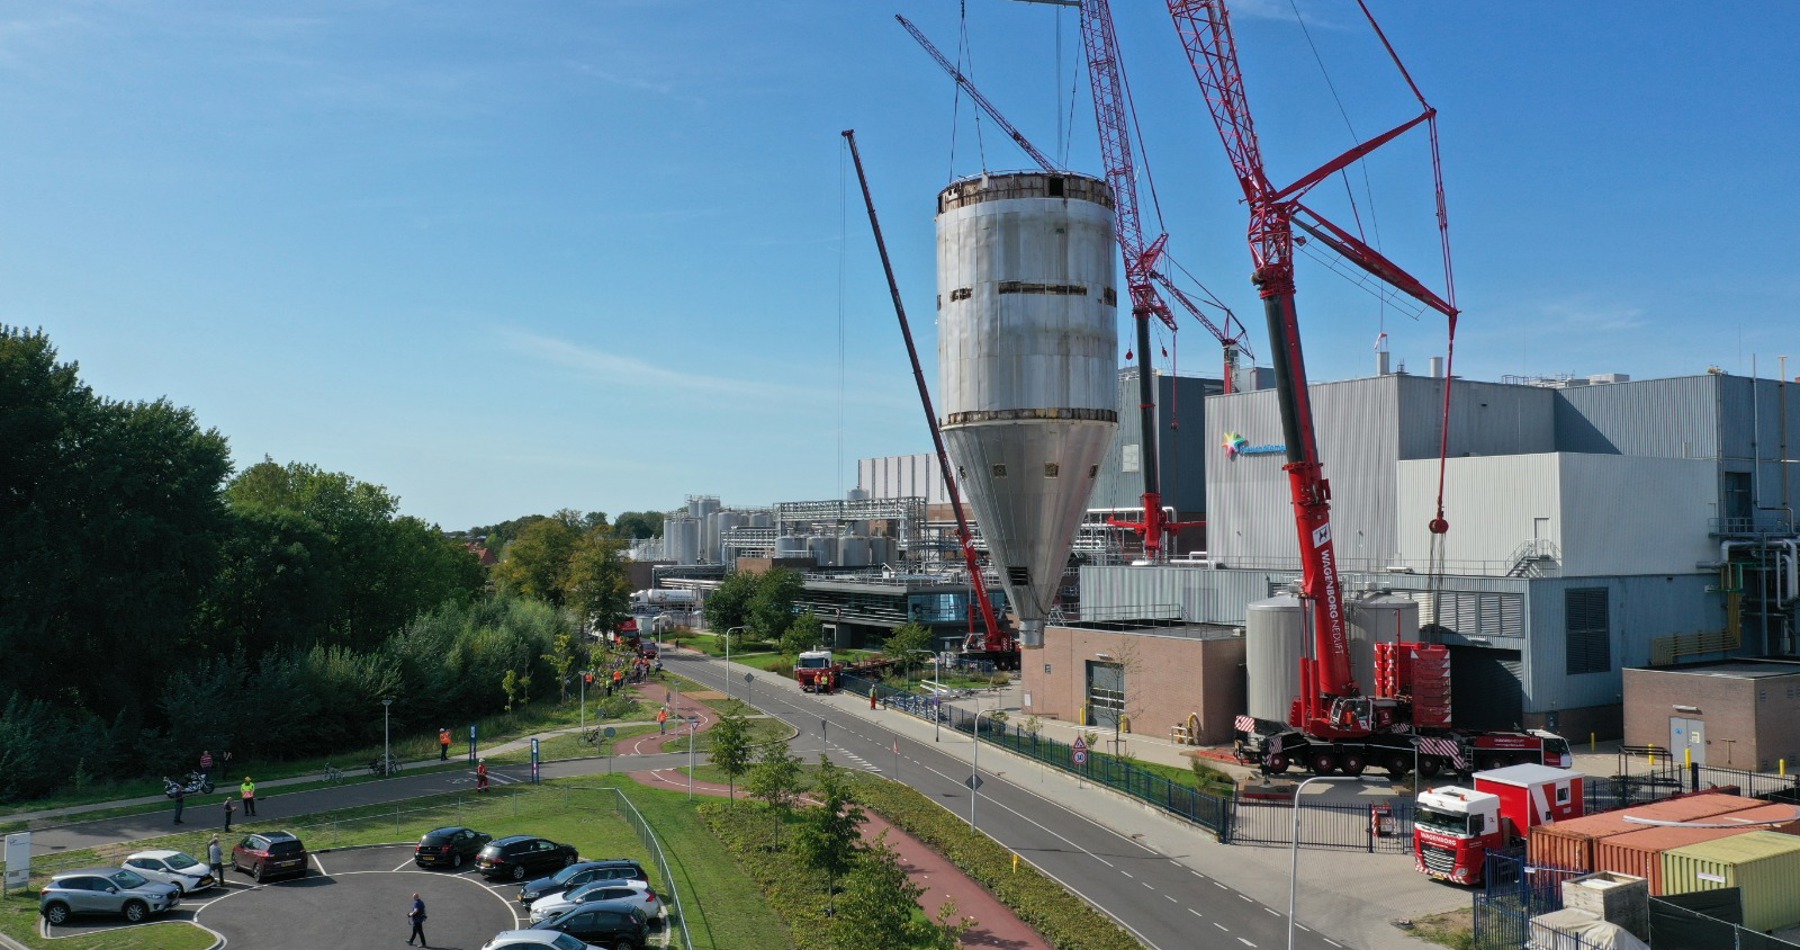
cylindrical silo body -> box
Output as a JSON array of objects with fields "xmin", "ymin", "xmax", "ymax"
[
  {"xmin": 1245, "ymin": 596, "xmax": 1306, "ymax": 722},
  {"xmin": 937, "ymin": 172, "xmax": 1118, "ymax": 649},
  {"xmin": 868, "ymin": 536, "xmax": 893, "ymax": 567},
  {"xmin": 689, "ymin": 495, "xmax": 720, "ymax": 522},
  {"xmin": 748, "ymin": 510, "xmax": 774, "ymax": 529},
  {"xmin": 713, "ymin": 512, "xmax": 747, "ymax": 564},
  {"xmin": 666, "ymin": 515, "xmax": 700, "ymax": 566},
  {"xmin": 1346, "ymin": 593, "xmax": 1420, "ymax": 696},
  {"xmin": 775, "ymin": 534, "xmax": 808, "ymax": 559},
  {"xmin": 807, "ymin": 535, "xmax": 835, "ymax": 567},
  {"xmin": 837, "ymin": 536, "xmax": 871, "ymax": 568}
]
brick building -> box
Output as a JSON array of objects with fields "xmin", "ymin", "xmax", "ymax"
[
  {"xmin": 1623, "ymin": 660, "xmax": 1800, "ymax": 772},
  {"xmin": 1019, "ymin": 620, "xmax": 1246, "ymax": 745}
]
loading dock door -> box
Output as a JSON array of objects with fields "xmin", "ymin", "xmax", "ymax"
[
  {"xmin": 1448, "ymin": 646, "xmax": 1524, "ymax": 732},
  {"xmin": 1086, "ymin": 661, "xmax": 1125, "ymax": 729}
]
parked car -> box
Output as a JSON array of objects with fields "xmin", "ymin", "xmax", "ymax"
[
  {"xmin": 531, "ymin": 905, "xmax": 649, "ymax": 950},
  {"xmin": 231, "ymin": 831, "xmax": 310, "ymax": 882},
  {"xmin": 39, "ymin": 868, "xmax": 181, "ymax": 926},
  {"xmin": 529, "ymin": 879, "xmax": 660, "ymax": 924},
  {"xmin": 477, "ymin": 835, "xmax": 580, "ymax": 882},
  {"xmin": 123, "ymin": 850, "xmax": 217, "ymax": 894},
  {"xmin": 480, "ymin": 930, "xmax": 594, "ymax": 950},
  {"xmin": 415, "ymin": 826, "xmax": 493, "ymax": 870},
  {"xmin": 517, "ymin": 859, "xmax": 650, "ymax": 905}
]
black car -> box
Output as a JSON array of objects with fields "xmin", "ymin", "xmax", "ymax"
[
  {"xmin": 531, "ymin": 905, "xmax": 648, "ymax": 950},
  {"xmin": 518, "ymin": 859, "xmax": 650, "ymax": 905},
  {"xmin": 477, "ymin": 835, "xmax": 580, "ymax": 882},
  {"xmin": 415, "ymin": 826, "xmax": 492, "ymax": 869}
]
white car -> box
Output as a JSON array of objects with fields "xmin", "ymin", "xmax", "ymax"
[
  {"xmin": 122, "ymin": 850, "xmax": 217, "ymax": 894},
  {"xmin": 480, "ymin": 931, "xmax": 595, "ymax": 950},
  {"xmin": 529, "ymin": 878, "xmax": 660, "ymax": 924}
]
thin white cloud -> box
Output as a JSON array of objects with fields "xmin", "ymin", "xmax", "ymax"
[
  {"xmin": 499, "ymin": 327, "xmax": 817, "ymax": 403},
  {"xmin": 1539, "ymin": 300, "xmax": 1647, "ymax": 334},
  {"xmin": 566, "ymin": 61, "xmax": 705, "ymax": 108}
]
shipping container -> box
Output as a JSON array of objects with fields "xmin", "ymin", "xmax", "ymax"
[
  {"xmin": 1528, "ymin": 793, "xmax": 1766, "ymax": 873},
  {"xmin": 1660, "ymin": 831, "xmax": 1800, "ymax": 932}
]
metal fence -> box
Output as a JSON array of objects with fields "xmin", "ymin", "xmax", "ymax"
[
  {"xmin": 607, "ymin": 785, "xmax": 693, "ymax": 950},
  {"xmin": 1223, "ymin": 797, "xmax": 1415, "ymax": 853},
  {"xmin": 1472, "ymin": 894, "xmax": 1615, "ymax": 950}
]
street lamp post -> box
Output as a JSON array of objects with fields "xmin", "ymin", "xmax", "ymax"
[
  {"xmin": 1289, "ymin": 775, "xmax": 1376, "ymax": 950},
  {"xmin": 381, "ymin": 698, "xmax": 394, "ymax": 775},
  {"xmin": 971, "ymin": 704, "xmax": 1003, "ymax": 829},
  {"xmin": 724, "ymin": 626, "xmax": 748, "ymax": 701}
]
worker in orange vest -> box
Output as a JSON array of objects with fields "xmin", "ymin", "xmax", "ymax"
[
  {"xmin": 657, "ymin": 707, "xmax": 669, "ymax": 735},
  {"xmin": 438, "ymin": 727, "xmax": 451, "ymax": 761},
  {"xmin": 475, "ymin": 759, "xmax": 489, "ymax": 793},
  {"xmin": 869, "ymin": 687, "xmax": 878, "ymax": 709}
]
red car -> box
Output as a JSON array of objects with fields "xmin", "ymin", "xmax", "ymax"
[{"xmin": 232, "ymin": 831, "xmax": 309, "ymax": 883}]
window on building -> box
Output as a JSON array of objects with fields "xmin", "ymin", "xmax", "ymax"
[{"xmin": 1565, "ymin": 587, "xmax": 1611, "ymax": 675}]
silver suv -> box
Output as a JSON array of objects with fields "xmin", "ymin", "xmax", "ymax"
[{"xmin": 40, "ymin": 867, "xmax": 181, "ymax": 925}]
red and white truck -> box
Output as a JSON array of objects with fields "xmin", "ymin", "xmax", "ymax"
[
  {"xmin": 795, "ymin": 649, "xmax": 842, "ymax": 694},
  {"xmin": 1414, "ymin": 763, "xmax": 1584, "ymax": 885}
]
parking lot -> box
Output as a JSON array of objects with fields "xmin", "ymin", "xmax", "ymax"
[{"xmin": 44, "ymin": 844, "xmax": 674, "ymax": 950}]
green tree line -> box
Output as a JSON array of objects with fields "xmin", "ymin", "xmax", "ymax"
[{"xmin": 0, "ymin": 328, "xmax": 565, "ymax": 801}]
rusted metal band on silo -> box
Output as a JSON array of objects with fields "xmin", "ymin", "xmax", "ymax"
[
  {"xmin": 937, "ymin": 172, "xmax": 1116, "ymax": 214},
  {"xmin": 943, "ymin": 408, "xmax": 1119, "ymax": 426}
]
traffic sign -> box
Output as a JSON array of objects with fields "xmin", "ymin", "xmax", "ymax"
[
  {"xmin": 603, "ymin": 727, "xmax": 617, "ymax": 738},
  {"xmin": 964, "ymin": 774, "xmax": 983, "ymax": 791},
  {"xmin": 1072, "ymin": 736, "xmax": 1088, "ymax": 766}
]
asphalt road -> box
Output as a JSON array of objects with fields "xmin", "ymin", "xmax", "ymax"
[{"xmin": 666, "ymin": 650, "xmax": 1356, "ymax": 950}]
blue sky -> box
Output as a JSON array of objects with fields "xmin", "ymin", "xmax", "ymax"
[{"xmin": 4, "ymin": 2, "xmax": 1795, "ymax": 530}]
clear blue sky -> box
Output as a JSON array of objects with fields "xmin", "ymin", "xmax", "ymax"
[{"xmin": 5, "ymin": 2, "xmax": 1794, "ymax": 530}]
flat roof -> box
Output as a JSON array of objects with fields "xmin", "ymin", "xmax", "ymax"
[{"xmin": 1633, "ymin": 660, "xmax": 1800, "ymax": 680}]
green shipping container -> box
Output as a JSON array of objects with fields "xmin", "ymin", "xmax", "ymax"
[{"xmin": 1660, "ymin": 831, "xmax": 1800, "ymax": 932}]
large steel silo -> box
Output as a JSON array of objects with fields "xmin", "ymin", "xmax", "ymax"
[
  {"xmin": 1245, "ymin": 596, "xmax": 1305, "ymax": 722},
  {"xmin": 936, "ymin": 171, "xmax": 1118, "ymax": 649},
  {"xmin": 1346, "ymin": 592, "xmax": 1420, "ymax": 697},
  {"xmin": 666, "ymin": 515, "xmax": 700, "ymax": 566}
]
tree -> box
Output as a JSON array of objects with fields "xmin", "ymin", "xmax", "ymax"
[
  {"xmin": 749, "ymin": 567, "xmax": 804, "ymax": 643},
  {"xmin": 704, "ymin": 570, "xmax": 757, "ymax": 640},
  {"xmin": 831, "ymin": 836, "xmax": 929, "ymax": 950},
  {"xmin": 611, "ymin": 510, "xmax": 664, "ymax": 540},
  {"xmin": 708, "ymin": 711, "xmax": 754, "ymax": 802},
  {"xmin": 781, "ymin": 611, "xmax": 824, "ymax": 658},
  {"xmin": 543, "ymin": 629, "xmax": 584, "ymax": 703},
  {"xmin": 745, "ymin": 736, "xmax": 803, "ymax": 813},
  {"xmin": 789, "ymin": 755, "xmax": 865, "ymax": 910},
  {"xmin": 491, "ymin": 517, "xmax": 580, "ymax": 607},
  {"xmin": 882, "ymin": 622, "xmax": 934, "ymax": 674},
  {"xmin": 564, "ymin": 531, "xmax": 632, "ymax": 635}
]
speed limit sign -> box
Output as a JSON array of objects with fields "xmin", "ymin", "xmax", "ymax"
[{"xmin": 1072, "ymin": 735, "xmax": 1088, "ymax": 766}]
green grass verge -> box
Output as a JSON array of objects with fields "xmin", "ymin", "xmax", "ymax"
[
  {"xmin": 659, "ymin": 716, "xmax": 793, "ymax": 755},
  {"xmin": 845, "ymin": 773, "xmax": 1142, "ymax": 950}
]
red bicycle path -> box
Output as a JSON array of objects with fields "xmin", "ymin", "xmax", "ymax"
[{"xmin": 621, "ymin": 682, "xmax": 1051, "ymax": 950}]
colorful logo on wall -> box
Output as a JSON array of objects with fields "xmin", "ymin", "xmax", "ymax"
[{"xmin": 1221, "ymin": 431, "xmax": 1285, "ymax": 458}]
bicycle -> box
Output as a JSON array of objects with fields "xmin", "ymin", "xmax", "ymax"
[
  {"xmin": 369, "ymin": 756, "xmax": 404, "ymax": 777},
  {"xmin": 581, "ymin": 728, "xmax": 603, "ymax": 746},
  {"xmin": 322, "ymin": 763, "xmax": 345, "ymax": 784}
]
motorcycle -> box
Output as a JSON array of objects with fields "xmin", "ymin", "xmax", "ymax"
[{"xmin": 163, "ymin": 771, "xmax": 216, "ymax": 798}]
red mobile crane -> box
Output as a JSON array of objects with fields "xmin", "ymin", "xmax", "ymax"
[
  {"xmin": 841, "ymin": 129, "xmax": 1016, "ymax": 665},
  {"xmin": 1169, "ymin": 0, "xmax": 1569, "ymax": 776},
  {"xmin": 898, "ymin": 11, "xmax": 1253, "ymax": 561}
]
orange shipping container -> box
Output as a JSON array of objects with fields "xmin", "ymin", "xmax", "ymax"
[
  {"xmin": 1594, "ymin": 803, "xmax": 1800, "ymax": 894},
  {"xmin": 1528, "ymin": 793, "xmax": 1767, "ymax": 873}
]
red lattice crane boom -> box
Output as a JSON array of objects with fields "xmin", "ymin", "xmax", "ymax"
[{"xmin": 1166, "ymin": 0, "xmax": 1459, "ymax": 735}]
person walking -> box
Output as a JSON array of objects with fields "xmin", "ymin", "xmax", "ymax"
[
  {"xmin": 207, "ymin": 836, "xmax": 225, "ymax": 886},
  {"xmin": 199, "ymin": 749, "xmax": 214, "ymax": 783},
  {"xmin": 475, "ymin": 758, "xmax": 489, "ymax": 793},
  {"xmin": 438, "ymin": 727, "xmax": 451, "ymax": 761},
  {"xmin": 172, "ymin": 784, "xmax": 186, "ymax": 825},
  {"xmin": 222, "ymin": 795, "xmax": 236, "ymax": 832},
  {"xmin": 405, "ymin": 892, "xmax": 428, "ymax": 947},
  {"xmin": 657, "ymin": 707, "xmax": 669, "ymax": 735},
  {"xmin": 240, "ymin": 777, "xmax": 257, "ymax": 817}
]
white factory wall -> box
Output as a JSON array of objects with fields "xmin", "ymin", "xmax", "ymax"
[
  {"xmin": 1394, "ymin": 453, "xmax": 1717, "ymax": 577},
  {"xmin": 858, "ymin": 454, "xmax": 948, "ymax": 506}
]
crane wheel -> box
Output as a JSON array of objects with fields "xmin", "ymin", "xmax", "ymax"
[
  {"xmin": 1309, "ymin": 751, "xmax": 1337, "ymax": 775},
  {"xmin": 1339, "ymin": 752, "xmax": 1367, "ymax": 776},
  {"xmin": 1417, "ymin": 757, "xmax": 1443, "ymax": 780},
  {"xmin": 1264, "ymin": 753, "xmax": 1289, "ymax": 775},
  {"xmin": 1383, "ymin": 753, "xmax": 1412, "ymax": 778}
]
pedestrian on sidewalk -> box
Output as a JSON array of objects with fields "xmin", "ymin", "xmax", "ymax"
[
  {"xmin": 657, "ymin": 707, "xmax": 668, "ymax": 735},
  {"xmin": 208, "ymin": 836, "xmax": 224, "ymax": 885},
  {"xmin": 240, "ymin": 777, "xmax": 257, "ymax": 817},
  {"xmin": 438, "ymin": 727, "xmax": 451, "ymax": 761},
  {"xmin": 222, "ymin": 796, "xmax": 236, "ymax": 832},
  {"xmin": 405, "ymin": 892, "xmax": 428, "ymax": 947},
  {"xmin": 476, "ymin": 758, "xmax": 489, "ymax": 793},
  {"xmin": 199, "ymin": 749, "xmax": 214, "ymax": 783},
  {"xmin": 172, "ymin": 785, "xmax": 185, "ymax": 825}
]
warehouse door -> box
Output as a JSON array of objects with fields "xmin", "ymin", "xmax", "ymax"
[
  {"xmin": 1086, "ymin": 661, "xmax": 1125, "ymax": 729},
  {"xmin": 1669, "ymin": 717, "xmax": 1706, "ymax": 766},
  {"xmin": 1448, "ymin": 647, "xmax": 1524, "ymax": 732}
]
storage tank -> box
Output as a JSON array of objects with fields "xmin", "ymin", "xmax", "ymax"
[
  {"xmin": 1345, "ymin": 593, "xmax": 1419, "ymax": 697},
  {"xmin": 1245, "ymin": 596, "xmax": 1306, "ymax": 722},
  {"xmin": 807, "ymin": 535, "xmax": 835, "ymax": 567},
  {"xmin": 868, "ymin": 536, "xmax": 893, "ymax": 566},
  {"xmin": 838, "ymin": 535, "xmax": 872, "ymax": 569},
  {"xmin": 748, "ymin": 510, "xmax": 774, "ymax": 529},
  {"xmin": 775, "ymin": 535, "xmax": 809, "ymax": 559},
  {"xmin": 666, "ymin": 515, "xmax": 700, "ymax": 566},
  {"xmin": 847, "ymin": 487, "xmax": 869, "ymax": 502},
  {"xmin": 937, "ymin": 171, "xmax": 1118, "ymax": 649},
  {"xmin": 688, "ymin": 494, "xmax": 720, "ymax": 522},
  {"xmin": 714, "ymin": 512, "xmax": 747, "ymax": 564}
]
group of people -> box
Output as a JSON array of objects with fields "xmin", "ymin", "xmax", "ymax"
[{"xmin": 172, "ymin": 761, "xmax": 256, "ymax": 828}]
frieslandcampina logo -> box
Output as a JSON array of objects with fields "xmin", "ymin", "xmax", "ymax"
[{"xmin": 1221, "ymin": 431, "xmax": 1284, "ymax": 458}]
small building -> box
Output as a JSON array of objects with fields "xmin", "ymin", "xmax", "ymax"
[
  {"xmin": 1019, "ymin": 620, "xmax": 1245, "ymax": 745},
  {"xmin": 1623, "ymin": 660, "xmax": 1800, "ymax": 772}
]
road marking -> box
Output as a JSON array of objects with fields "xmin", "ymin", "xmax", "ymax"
[
  {"xmin": 1213, "ymin": 922, "xmax": 1229, "ymax": 932},
  {"xmin": 1239, "ymin": 894, "xmax": 1253, "ymax": 902},
  {"xmin": 1165, "ymin": 895, "xmax": 1178, "ymax": 903},
  {"xmin": 1140, "ymin": 881, "xmax": 1154, "ymax": 890},
  {"xmin": 1120, "ymin": 871, "xmax": 1133, "ymax": 878},
  {"xmin": 1324, "ymin": 940, "xmax": 1341, "ymax": 948},
  {"xmin": 1238, "ymin": 939, "xmax": 1256, "ymax": 948},
  {"xmin": 1214, "ymin": 881, "xmax": 1228, "ymax": 889},
  {"xmin": 1264, "ymin": 907, "xmax": 1280, "ymax": 916},
  {"xmin": 1188, "ymin": 909, "xmax": 1204, "ymax": 918}
]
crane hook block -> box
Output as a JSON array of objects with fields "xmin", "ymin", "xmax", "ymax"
[{"xmin": 1428, "ymin": 517, "xmax": 1450, "ymax": 535}]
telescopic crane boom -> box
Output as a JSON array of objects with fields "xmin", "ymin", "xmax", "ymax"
[{"xmin": 841, "ymin": 129, "xmax": 1013, "ymax": 660}]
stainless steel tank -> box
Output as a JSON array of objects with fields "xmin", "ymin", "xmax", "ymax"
[
  {"xmin": 666, "ymin": 515, "xmax": 700, "ymax": 566},
  {"xmin": 837, "ymin": 535, "xmax": 871, "ymax": 568},
  {"xmin": 1346, "ymin": 592, "xmax": 1420, "ymax": 695},
  {"xmin": 688, "ymin": 495, "xmax": 720, "ymax": 522},
  {"xmin": 937, "ymin": 171, "xmax": 1118, "ymax": 649},
  {"xmin": 806, "ymin": 535, "xmax": 834, "ymax": 567},
  {"xmin": 748, "ymin": 510, "xmax": 774, "ymax": 529},
  {"xmin": 714, "ymin": 511, "xmax": 747, "ymax": 564},
  {"xmin": 1245, "ymin": 596, "xmax": 1305, "ymax": 722},
  {"xmin": 775, "ymin": 535, "xmax": 808, "ymax": 559},
  {"xmin": 868, "ymin": 536, "xmax": 893, "ymax": 566}
]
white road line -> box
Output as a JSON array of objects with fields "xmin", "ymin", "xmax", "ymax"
[
  {"xmin": 1237, "ymin": 939, "xmax": 1255, "ymax": 948},
  {"xmin": 389, "ymin": 858, "xmax": 414, "ymax": 872},
  {"xmin": 1324, "ymin": 940, "xmax": 1341, "ymax": 948},
  {"xmin": 1188, "ymin": 909, "xmax": 1204, "ymax": 918},
  {"xmin": 1140, "ymin": 881, "xmax": 1155, "ymax": 890},
  {"xmin": 1214, "ymin": 881, "xmax": 1228, "ymax": 889},
  {"xmin": 1213, "ymin": 922, "xmax": 1229, "ymax": 932},
  {"xmin": 1121, "ymin": 871, "xmax": 1133, "ymax": 878},
  {"xmin": 1165, "ymin": 895, "xmax": 1178, "ymax": 903},
  {"xmin": 1264, "ymin": 907, "xmax": 1280, "ymax": 916},
  {"xmin": 1239, "ymin": 894, "xmax": 1253, "ymax": 902},
  {"xmin": 1298, "ymin": 924, "xmax": 1311, "ymax": 932}
]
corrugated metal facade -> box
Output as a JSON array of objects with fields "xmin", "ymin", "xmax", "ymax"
[
  {"xmin": 858, "ymin": 454, "xmax": 949, "ymax": 505},
  {"xmin": 1555, "ymin": 376, "xmax": 1722, "ymax": 458},
  {"xmin": 1089, "ymin": 369, "xmax": 1218, "ymax": 515}
]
